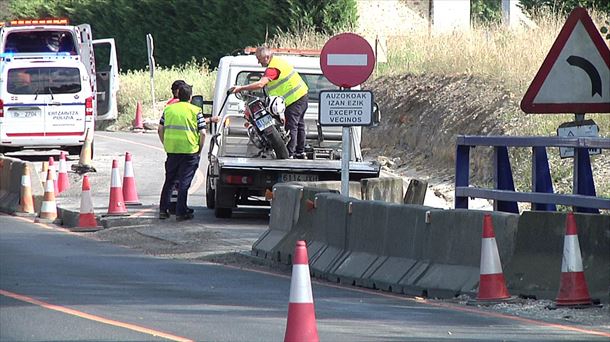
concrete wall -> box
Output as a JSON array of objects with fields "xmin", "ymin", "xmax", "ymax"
[{"xmin": 255, "ymin": 181, "xmax": 610, "ymax": 302}]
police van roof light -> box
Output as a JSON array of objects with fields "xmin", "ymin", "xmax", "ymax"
[{"xmin": 7, "ymin": 18, "xmax": 69, "ymax": 26}]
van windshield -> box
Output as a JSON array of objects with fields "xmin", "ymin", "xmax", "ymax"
[
  {"xmin": 236, "ymin": 71, "xmax": 338, "ymax": 101},
  {"xmin": 7, "ymin": 67, "xmax": 82, "ymax": 95},
  {"xmin": 3, "ymin": 30, "xmax": 76, "ymax": 54}
]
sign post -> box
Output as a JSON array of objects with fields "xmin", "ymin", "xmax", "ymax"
[
  {"xmin": 320, "ymin": 33, "xmax": 375, "ymax": 196},
  {"xmin": 146, "ymin": 33, "xmax": 156, "ymax": 112}
]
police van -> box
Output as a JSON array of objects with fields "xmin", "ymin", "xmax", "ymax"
[
  {"xmin": 0, "ymin": 53, "xmax": 94, "ymax": 154},
  {"xmin": 0, "ymin": 18, "xmax": 120, "ymax": 122}
]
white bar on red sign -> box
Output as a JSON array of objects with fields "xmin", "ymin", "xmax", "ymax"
[{"xmin": 327, "ymin": 54, "xmax": 368, "ymax": 66}]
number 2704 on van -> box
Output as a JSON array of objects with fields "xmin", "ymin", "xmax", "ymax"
[{"xmin": 11, "ymin": 110, "xmax": 40, "ymax": 119}]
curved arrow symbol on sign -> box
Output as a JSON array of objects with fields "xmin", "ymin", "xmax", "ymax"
[{"xmin": 566, "ymin": 55, "xmax": 602, "ymax": 97}]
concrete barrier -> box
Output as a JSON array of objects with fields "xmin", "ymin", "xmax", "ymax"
[
  {"xmin": 369, "ymin": 204, "xmax": 441, "ymax": 294},
  {"xmin": 403, "ymin": 179, "xmax": 428, "ymax": 205},
  {"xmin": 331, "ymin": 199, "xmax": 388, "ymax": 286},
  {"xmin": 360, "ymin": 177, "xmax": 403, "ymax": 203},
  {"xmin": 0, "ymin": 157, "xmax": 44, "ymax": 214},
  {"xmin": 505, "ymin": 211, "xmax": 610, "ymax": 302},
  {"xmin": 411, "ymin": 209, "xmax": 519, "ymax": 298},
  {"xmin": 308, "ymin": 193, "xmax": 352, "ymax": 280},
  {"xmin": 272, "ymin": 186, "xmax": 339, "ymax": 265},
  {"xmin": 251, "ymin": 183, "xmax": 303, "ymax": 259}
]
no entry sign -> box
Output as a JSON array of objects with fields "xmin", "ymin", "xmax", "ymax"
[{"xmin": 320, "ymin": 33, "xmax": 375, "ymax": 88}]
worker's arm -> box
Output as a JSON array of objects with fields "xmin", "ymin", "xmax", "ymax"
[
  {"xmin": 158, "ymin": 125, "xmax": 164, "ymax": 144},
  {"xmin": 231, "ymin": 76, "xmax": 271, "ymax": 93},
  {"xmin": 199, "ymin": 130, "xmax": 206, "ymax": 154},
  {"xmin": 158, "ymin": 112, "xmax": 165, "ymax": 143}
]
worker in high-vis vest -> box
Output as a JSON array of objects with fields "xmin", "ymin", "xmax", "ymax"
[
  {"xmin": 231, "ymin": 46, "xmax": 309, "ymax": 159},
  {"xmin": 157, "ymin": 83, "xmax": 205, "ymax": 221}
]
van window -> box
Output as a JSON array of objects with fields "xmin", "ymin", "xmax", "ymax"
[
  {"xmin": 7, "ymin": 67, "xmax": 81, "ymax": 95},
  {"xmin": 236, "ymin": 71, "xmax": 338, "ymax": 101},
  {"xmin": 3, "ymin": 31, "xmax": 76, "ymax": 54}
]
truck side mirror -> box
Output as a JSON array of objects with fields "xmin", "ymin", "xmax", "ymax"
[
  {"xmin": 372, "ymin": 102, "xmax": 381, "ymax": 127},
  {"xmin": 191, "ymin": 95, "xmax": 212, "ymax": 118}
]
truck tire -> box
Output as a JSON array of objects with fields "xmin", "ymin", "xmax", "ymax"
[
  {"xmin": 214, "ymin": 207, "xmax": 232, "ymax": 218},
  {"xmin": 206, "ymin": 167, "xmax": 215, "ymax": 209},
  {"xmin": 265, "ymin": 127, "xmax": 289, "ymax": 159}
]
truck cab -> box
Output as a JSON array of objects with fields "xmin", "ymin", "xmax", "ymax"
[{"xmin": 0, "ymin": 19, "xmax": 119, "ymax": 121}]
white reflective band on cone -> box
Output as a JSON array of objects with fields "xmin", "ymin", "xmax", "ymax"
[
  {"xmin": 45, "ymin": 180, "xmax": 54, "ymax": 192},
  {"xmin": 289, "ymin": 265, "xmax": 313, "ymax": 303},
  {"xmin": 124, "ymin": 161, "xmax": 134, "ymax": 177},
  {"xmin": 21, "ymin": 175, "xmax": 31, "ymax": 187},
  {"xmin": 480, "ymin": 237, "xmax": 503, "ymax": 275},
  {"xmin": 111, "ymin": 169, "xmax": 122, "ymax": 187},
  {"xmin": 561, "ymin": 235, "xmax": 584, "ymax": 272},
  {"xmin": 40, "ymin": 201, "xmax": 56, "ymax": 212},
  {"xmin": 80, "ymin": 190, "xmax": 93, "ymax": 213}
]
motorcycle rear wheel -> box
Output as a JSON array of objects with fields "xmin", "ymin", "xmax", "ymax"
[{"xmin": 265, "ymin": 127, "xmax": 289, "ymax": 159}]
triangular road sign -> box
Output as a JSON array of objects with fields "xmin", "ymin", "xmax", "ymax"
[{"xmin": 521, "ymin": 7, "xmax": 610, "ymax": 113}]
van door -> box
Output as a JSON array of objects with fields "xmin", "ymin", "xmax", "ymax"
[
  {"xmin": 2, "ymin": 68, "xmax": 45, "ymax": 138},
  {"xmin": 92, "ymin": 38, "xmax": 119, "ymax": 121},
  {"xmin": 42, "ymin": 66, "xmax": 88, "ymax": 137}
]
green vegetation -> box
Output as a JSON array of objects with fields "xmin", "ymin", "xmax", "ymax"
[{"xmin": 7, "ymin": 0, "xmax": 358, "ymax": 70}]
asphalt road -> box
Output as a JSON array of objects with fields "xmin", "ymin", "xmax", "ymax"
[{"xmin": 3, "ymin": 214, "xmax": 609, "ymax": 341}]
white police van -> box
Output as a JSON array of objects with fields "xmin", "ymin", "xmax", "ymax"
[{"xmin": 0, "ymin": 53, "xmax": 94, "ymax": 154}]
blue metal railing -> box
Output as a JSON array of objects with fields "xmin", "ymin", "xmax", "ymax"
[{"xmin": 455, "ymin": 135, "xmax": 610, "ymax": 213}]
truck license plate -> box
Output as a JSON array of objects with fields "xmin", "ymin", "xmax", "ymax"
[
  {"xmin": 255, "ymin": 114, "xmax": 274, "ymax": 130},
  {"xmin": 279, "ymin": 173, "xmax": 319, "ymax": 182}
]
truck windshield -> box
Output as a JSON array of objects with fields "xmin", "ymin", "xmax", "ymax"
[
  {"xmin": 3, "ymin": 30, "xmax": 76, "ymax": 54},
  {"xmin": 7, "ymin": 67, "xmax": 81, "ymax": 95},
  {"xmin": 236, "ymin": 71, "xmax": 339, "ymax": 101}
]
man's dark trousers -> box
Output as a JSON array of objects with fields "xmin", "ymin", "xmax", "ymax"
[
  {"xmin": 284, "ymin": 95, "xmax": 308, "ymax": 157},
  {"xmin": 160, "ymin": 153, "xmax": 200, "ymax": 216}
]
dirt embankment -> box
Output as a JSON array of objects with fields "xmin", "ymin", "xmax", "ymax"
[{"xmin": 362, "ymin": 73, "xmax": 519, "ymax": 185}]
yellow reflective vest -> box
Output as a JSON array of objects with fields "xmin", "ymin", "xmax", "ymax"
[
  {"xmin": 266, "ymin": 56, "xmax": 308, "ymax": 106},
  {"xmin": 162, "ymin": 101, "xmax": 202, "ymax": 154}
]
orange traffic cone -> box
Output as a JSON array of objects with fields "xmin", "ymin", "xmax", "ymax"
[
  {"xmin": 57, "ymin": 151, "xmax": 70, "ymax": 194},
  {"xmin": 18, "ymin": 164, "xmax": 35, "ymax": 215},
  {"xmin": 555, "ymin": 213, "xmax": 593, "ymax": 307},
  {"xmin": 47, "ymin": 156, "xmax": 59, "ymax": 195},
  {"xmin": 284, "ymin": 240, "xmax": 319, "ymax": 342},
  {"xmin": 122, "ymin": 152, "xmax": 141, "ymax": 205},
  {"xmin": 72, "ymin": 128, "xmax": 96, "ymax": 174},
  {"xmin": 133, "ymin": 101, "xmax": 144, "ymax": 130},
  {"xmin": 77, "ymin": 175, "xmax": 98, "ymax": 229},
  {"xmin": 106, "ymin": 159, "xmax": 128, "ymax": 216},
  {"xmin": 36, "ymin": 169, "xmax": 57, "ymax": 222},
  {"xmin": 476, "ymin": 214, "xmax": 511, "ymax": 301}
]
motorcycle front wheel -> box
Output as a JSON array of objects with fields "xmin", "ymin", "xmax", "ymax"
[{"xmin": 264, "ymin": 127, "xmax": 289, "ymax": 159}]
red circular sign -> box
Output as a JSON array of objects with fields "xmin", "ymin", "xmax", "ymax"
[{"xmin": 320, "ymin": 33, "xmax": 375, "ymax": 88}]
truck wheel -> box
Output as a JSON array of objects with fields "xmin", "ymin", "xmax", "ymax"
[
  {"xmin": 206, "ymin": 167, "xmax": 215, "ymax": 209},
  {"xmin": 265, "ymin": 127, "xmax": 289, "ymax": 159},
  {"xmin": 214, "ymin": 207, "xmax": 232, "ymax": 218}
]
